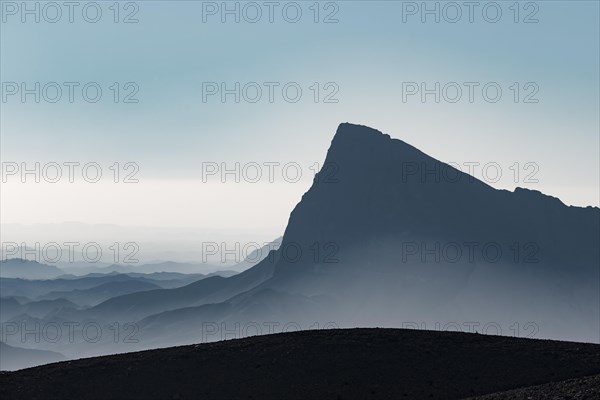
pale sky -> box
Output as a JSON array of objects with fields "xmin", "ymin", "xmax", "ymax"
[{"xmin": 1, "ymin": 1, "xmax": 598, "ymax": 239}]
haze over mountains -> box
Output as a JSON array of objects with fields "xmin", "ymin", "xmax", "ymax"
[
  {"xmin": 1, "ymin": 223, "xmax": 278, "ymax": 266},
  {"xmin": 1, "ymin": 123, "xmax": 598, "ymax": 370},
  {"xmin": 0, "ymin": 259, "xmax": 64, "ymax": 280},
  {"xmin": 0, "ymin": 342, "xmax": 65, "ymax": 372}
]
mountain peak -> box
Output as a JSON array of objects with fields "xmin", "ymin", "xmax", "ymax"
[
  {"xmin": 332, "ymin": 123, "xmax": 404, "ymax": 151},
  {"xmin": 333, "ymin": 122, "xmax": 391, "ymax": 141},
  {"xmin": 513, "ymin": 187, "xmax": 566, "ymax": 207},
  {"xmin": 276, "ymin": 123, "xmax": 599, "ymax": 276},
  {"xmin": 328, "ymin": 123, "xmax": 433, "ymax": 166}
]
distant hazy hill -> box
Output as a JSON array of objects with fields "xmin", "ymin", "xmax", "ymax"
[
  {"xmin": 37, "ymin": 280, "xmax": 162, "ymax": 306},
  {"xmin": 0, "ymin": 297, "xmax": 78, "ymax": 322},
  {"xmin": 0, "ymin": 342, "xmax": 65, "ymax": 371},
  {"xmin": 0, "ymin": 272, "xmax": 208, "ymax": 301},
  {"xmin": 0, "ymin": 259, "xmax": 64, "ymax": 280},
  {"xmin": 60, "ymin": 261, "xmax": 239, "ymax": 276},
  {"xmin": 230, "ymin": 237, "xmax": 282, "ymax": 272}
]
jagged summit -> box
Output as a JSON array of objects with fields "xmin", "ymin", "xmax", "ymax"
[
  {"xmin": 328, "ymin": 123, "xmax": 593, "ymax": 213},
  {"xmin": 333, "ymin": 122, "xmax": 391, "ymax": 141},
  {"xmin": 329, "ymin": 122, "xmax": 431, "ymax": 165},
  {"xmin": 512, "ymin": 187, "xmax": 567, "ymax": 207},
  {"xmin": 276, "ymin": 122, "xmax": 598, "ymax": 276}
]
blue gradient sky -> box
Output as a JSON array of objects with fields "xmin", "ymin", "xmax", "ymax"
[{"xmin": 1, "ymin": 1, "xmax": 598, "ymax": 234}]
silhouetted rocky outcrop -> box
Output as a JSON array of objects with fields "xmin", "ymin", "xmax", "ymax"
[{"xmin": 12, "ymin": 123, "xmax": 598, "ymax": 358}]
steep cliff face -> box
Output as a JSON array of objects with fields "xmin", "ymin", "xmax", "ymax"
[
  {"xmin": 41, "ymin": 123, "xmax": 599, "ymax": 345},
  {"xmin": 273, "ymin": 122, "xmax": 598, "ymax": 274},
  {"xmin": 254, "ymin": 123, "xmax": 599, "ymax": 341}
]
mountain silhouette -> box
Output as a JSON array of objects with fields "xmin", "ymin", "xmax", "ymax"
[
  {"xmin": 275, "ymin": 123, "xmax": 597, "ymax": 274},
  {"xmin": 23, "ymin": 123, "xmax": 600, "ymax": 351},
  {"xmin": 36, "ymin": 279, "xmax": 161, "ymax": 306},
  {"xmin": 0, "ymin": 342, "xmax": 65, "ymax": 371},
  {"xmin": 245, "ymin": 123, "xmax": 600, "ymax": 340},
  {"xmin": 0, "ymin": 259, "xmax": 64, "ymax": 280},
  {"xmin": 135, "ymin": 123, "xmax": 599, "ymax": 344}
]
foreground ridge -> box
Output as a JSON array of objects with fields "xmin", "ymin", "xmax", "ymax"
[{"xmin": 1, "ymin": 328, "xmax": 599, "ymax": 400}]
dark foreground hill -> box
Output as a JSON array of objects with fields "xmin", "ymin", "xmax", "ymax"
[
  {"xmin": 1, "ymin": 328, "xmax": 599, "ymax": 400},
  {"xmin": 467, "ymin": 373, "xmax": 600, "ymax": 399}
]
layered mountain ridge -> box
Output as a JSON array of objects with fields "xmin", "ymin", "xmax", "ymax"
[{"xmin": 5, "ymin": 123, "xmax": 598, "ymax": 360}]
